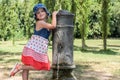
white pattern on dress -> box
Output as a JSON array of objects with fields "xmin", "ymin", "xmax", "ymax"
[{"xmin": 26, "ymin": 35, "xmax": 48, "ymax": 54}]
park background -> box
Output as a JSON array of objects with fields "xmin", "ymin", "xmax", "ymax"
[{"xmin": 0, "ymin": 0, "xmax": 120, "ymax": 80}]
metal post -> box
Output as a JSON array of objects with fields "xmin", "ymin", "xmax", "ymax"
[{"xmin": 52, "ymin": 10, "xmax": 77, "ymax": 80}]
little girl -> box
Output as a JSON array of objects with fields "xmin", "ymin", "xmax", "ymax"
[{"xmin": 9, "ymin": 3, "xmax": 58, "ymax": 80}]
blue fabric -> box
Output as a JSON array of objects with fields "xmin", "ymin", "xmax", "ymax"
[
  {"xmin": 33, "ymin": 3, "xmax": 50, "ymax": 16},
  {"xmin": 34, "ymin": 28, "xmax": 50, "ymax": 39}
]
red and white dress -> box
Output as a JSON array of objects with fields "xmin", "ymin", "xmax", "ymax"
[{"xmin": 21, "ymin": 28, "xmax": 50, "ymax": 70}]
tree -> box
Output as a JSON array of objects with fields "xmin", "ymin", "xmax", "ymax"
[
  {"xmin": 0, "ymin": 0, "xmax": 11, "ymax": 41},
  {"xmin": 101, "ymin": 0, "xmax": 110, "ymax": 50},
  {"xmin": 34, "ymin": 0, "xmax": 43, "ymax": 4},
  {"xmin": 8, "ymin": 0, "xmax": 20, "ymax": 45},
  {"xmin": 71, "ymin": 0, "xmax": 80, "ymax": 38},
  {"xmin": 76, "ymin": 0, "xmax": 91, "ymax": 50},
  {"xmin": 109, "ymin": 1, "xmax": 120, "ymax": 37},
  {"xmin": 88, "ymin": 1, "xmax": 101, "ymax": 39},
  {"xmin": 44, "ymin": 0, "xmax": 56, "ymax": 13},
  {"xmin": 21, "ymin": 0, "xmax": 34, "ymax": 39}
]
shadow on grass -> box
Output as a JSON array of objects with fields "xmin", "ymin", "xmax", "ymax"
[
  {"xmin": 74, "ymin": 45, "xmax": 100, "ymax": 51},
  {"xmin": 105, "ymin": 44, "xmax": 120, "ymax": 48},
  {"xmin": 81, "ymin": 49, "xmax": 118, "ymax": 55},
  {"xmin": 48, "ymin": 45, "xmax": 81, "ymax": 51},
  {"xmin": 74, "ymin": 45, "xmax": 81, "ymax": 51},
  {"xmin": 29, "ymin": 70, "xmax": 52, "ymax": 80},
  {"xmin": 98, "ymin": 44, "xmax": 120, "ymax": 50},
  {"xmin": 0, "ymin": 51, "xmax": 20, "ymax": 63},
  {"xmin": 29, "ymin": 64, "xmax": 98, "ymax": 80},
  {"xmin": 0, "ymin": 58, "xmax": 3, "ymax": 61},
  {"xmin": 74, "ymin": 64, "xmax": 98, "ymax": 80},
  {"xmin": 5, "ymin": 59, "xmax": 20, "ymax": 63},
  {"xmin": 74, "ymin": 45, "xmax": 119, "ymax": 55},
  {"xmin": 75, "ymin": 64, "xmax": 90, "ymax": 73},
  {"xmin": 18, "ymin": 43, "xmax": 26, "ymax": 45},
  {"xmin": 0, "ymin": 51, "xmax": 21, "ymax": 55}
]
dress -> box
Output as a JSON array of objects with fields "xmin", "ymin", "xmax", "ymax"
[{"xmin": 21, "ymin": 28, "xmax": 50, "ymax": 70}]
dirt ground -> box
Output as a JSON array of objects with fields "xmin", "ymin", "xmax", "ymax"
[{"xmin": 0, "ymin": 62, "xmax": 120, "ymax": 80}]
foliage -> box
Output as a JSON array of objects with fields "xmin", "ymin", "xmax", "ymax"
[
  {"xmin": 109, "ymin": 1, "xmax": 120, "ymax": 37},
  {"xmin": 88, "ymin": 1, "xmax": 102, "ymax": 38},
  {"xmin": 0, "ymin": 0, "xmax": 11, "ymax": 41},
  {"xmin": 0, "ymin": 0, "xmax": 120, "ymax": 42},
  {"xmin": 75, "ymin": 0, "xmax": 92, "ymax": 49}
]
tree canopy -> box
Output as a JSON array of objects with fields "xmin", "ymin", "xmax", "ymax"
[{"xmin": 0, "ymin": 0, "xmax": 120, "ymax": 42}]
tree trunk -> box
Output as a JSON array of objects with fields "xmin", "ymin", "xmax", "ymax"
[
  {"xmin": 81, "ymin": 21, "xmax": 86, "ymax": 50},
  {"xmin": 12, "ymin": 34, "xmax": 15, "ymax": 46},
  {"xmin": 2, "ymin": 38, "xmax": 4, "ymax": 42},
  {"xmin": 82, "ymin": 37, "xmax": 86, "ymax": 49},
  {"xmin": 101, "ymin": 0, "xmax": 110, "ymax": 50}
]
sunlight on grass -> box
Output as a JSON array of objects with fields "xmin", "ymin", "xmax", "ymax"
[
  {"xmin": 0, "ymin": 39, "xmax": 120, "ymax": 64},
  {"xmin": 0, "ymin": 40, "xmax": 27, "ymax": 53},
  {"xmin": 113, "ymin": 69, "xmax": 120, "ymax": 76},
  {"xmin": 0, "ymin": 39, "xmax": 120, "ymax": 80}
]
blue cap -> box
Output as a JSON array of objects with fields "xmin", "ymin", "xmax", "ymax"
[{"xmin": 33, "ymin": 3, "xmax": 50, "ymax": 16}]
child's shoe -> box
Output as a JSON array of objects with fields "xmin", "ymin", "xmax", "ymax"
[{"xmin": 9, "ymin": 63, "xmax": 21, "ymax": 77}]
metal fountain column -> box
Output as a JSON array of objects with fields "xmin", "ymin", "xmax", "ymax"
[{"xmin": 52, "ymin": 10, "xmax": 77, "ymax": 80}]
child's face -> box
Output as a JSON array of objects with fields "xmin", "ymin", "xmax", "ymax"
[{"xmin": 36, "ymin": 8, "xmax": 47, "ymax": 20}]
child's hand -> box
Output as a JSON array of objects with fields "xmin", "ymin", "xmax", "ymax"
[{"xmin": 52, "ymin": 11, "xmax": 58, "ymax": 16}]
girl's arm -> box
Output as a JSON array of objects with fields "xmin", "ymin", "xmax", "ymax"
[{"xmin": 36, "ymin": 11, "xmax": 58, "ymax": 29}]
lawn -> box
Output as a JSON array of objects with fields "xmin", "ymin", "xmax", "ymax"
[{"xmin": 0, "ymin": 39, "xmax": 120, "ymax": 80}]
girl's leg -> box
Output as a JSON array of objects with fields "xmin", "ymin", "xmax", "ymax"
[
  {"xmin": 21, "ymin": 64, "xmax": 35, "ymax": 70},
  {"xmin": 10, "ymin": 63, "xmax": 36, "ymax": 77},
  {"xmin": 21, "ymin": 65, "xmax": 35, "ymax": 80},
  {"xmin": 22, "ymin": 70, "xmax": 29, "ymax": 80}
]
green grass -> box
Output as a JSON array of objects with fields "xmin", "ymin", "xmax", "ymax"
[
  {"xmin": 73, "ymin": 39, "xmax": 120, "ymax": 80},
  {"xmin": 0, "ymin": 39, "xmax": 120, "ymax": 80}
]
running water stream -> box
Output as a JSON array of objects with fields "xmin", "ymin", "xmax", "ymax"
[{"xmin": 56, "ymin": 53, "xmax": 60, "ymax": 80}]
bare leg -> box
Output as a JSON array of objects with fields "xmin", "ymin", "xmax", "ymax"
[
  {"xmin": 21, "ymin": 64, "xmax": 35, "ymax": 70},
  {"xmin": 10, "ymin": 64, "xmax": 36, "ymax": 78},
  {"xmin": 22, "ymin": 70, "xmax": 29, "ymax": 80},
  {"xmin": 21, "ymin": 64, "xmax": 36, "ymax": 80},
  {"xmin": 20, "ymin": 65, "xmax": 35, "ymax": 80}
]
